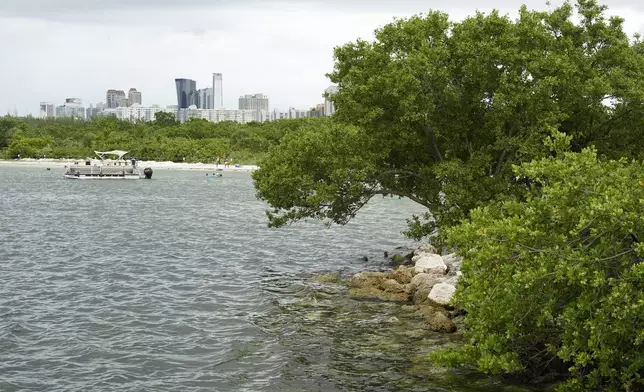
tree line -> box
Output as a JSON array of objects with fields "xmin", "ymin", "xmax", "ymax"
[{"xmin": 0, "ymin": 113, "xmax": 323, "ymax": 164}]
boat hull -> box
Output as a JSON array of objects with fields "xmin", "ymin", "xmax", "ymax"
[{"xmin": 63, "ymin": 174, "xmax": 142, "ymax": 180}]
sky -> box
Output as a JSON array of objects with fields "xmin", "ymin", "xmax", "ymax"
[{"xmin": 0, "ymin": 0, "xmax": 643, "ymax": 116}]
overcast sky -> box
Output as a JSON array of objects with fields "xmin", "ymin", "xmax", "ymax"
[{"xmin": 1, "ymin": 0, "xmax": 642, "ymax": 115}]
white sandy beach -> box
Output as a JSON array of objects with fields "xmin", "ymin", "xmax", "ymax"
[{"xmin": 0, "ymin": 158, "xmax": 259, "ymax": 172}]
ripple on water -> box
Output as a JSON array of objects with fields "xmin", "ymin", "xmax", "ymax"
[{"xmin": 0, "ymin": 167, "xmax": 513, "ymax": 392}]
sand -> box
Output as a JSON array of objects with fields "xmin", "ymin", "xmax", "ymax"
[{"xmin": 0, "ymin": 158, "xmax": 259, "ymax": 172}]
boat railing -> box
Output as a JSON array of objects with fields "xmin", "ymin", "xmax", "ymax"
[{"xmin": 65, "ymin": 165, "xmax": 138, "ymax": 176}]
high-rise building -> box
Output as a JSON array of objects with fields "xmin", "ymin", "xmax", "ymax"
[
  {"xmin": 56, "ymin": 98, "xmax": 85, "ymax": 119},
  {"xmin": 39, "ymin": 102, "xmax": 55, "ymax": 118},
  {"xmin": 106, "ymin": 89, "xmax": 126, "ymax": 108},
  {"xmin": 128, "ymin": 88, "xmax": 142, "ymax": 106},
  {"xmin": 324, "ymin": 85, "xmax": 339, "ymax": 116},
  {"xmin": 197, "ymin": 88, "xmax": 213, "ymax": 109},
  {"xmin": 238, "ymin": 93, "xmax": 269, "ymax": 111},
  {"xmin": 175, "ymin": 78, "xmax": 198, "ymax": 109},
  {"xmin": 213, "ymin": 73, "xmax": 223, "ymax": 109}
]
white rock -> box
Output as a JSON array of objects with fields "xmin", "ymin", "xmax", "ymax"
[
  {"xmin": 442, "ymin": 253, "xmax": 462, "ymax": 274},
  {"xmin": 428, "ymin": 283, "xmax": 456, "ymax": 306},
  {"xmin": 410, "ymin": 273, "xmax": 438, "ymax": 288},
  {"xmin": 414, "ymin": 244, "xmax": 437, "ymax": 256},
  {"xmin": 414, "ymin": 254, "xmax": 448, "ymax": 275}
]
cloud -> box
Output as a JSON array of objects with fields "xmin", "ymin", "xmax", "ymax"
[{"xmin": 0, "ymin": 0, "xmax": 642, "ymax": 116}]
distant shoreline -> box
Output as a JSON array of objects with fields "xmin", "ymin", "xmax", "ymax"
[{"xmin": 0, "ymin": 159, "xmax": 259, "ymax": 172}]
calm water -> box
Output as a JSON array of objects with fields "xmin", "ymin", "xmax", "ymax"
[{"xmin": 0, "ymin": 166, "xmax": 514, "ymax": 392}]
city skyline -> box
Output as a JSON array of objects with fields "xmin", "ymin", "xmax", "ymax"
[{"xmin": 1, "ymin": 0, "xmax": 643, "ymax": 116}]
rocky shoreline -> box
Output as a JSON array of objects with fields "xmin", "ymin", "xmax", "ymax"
[{"xmin": 348, "ymin": 244, "xmax": 464, "ymax": 334}]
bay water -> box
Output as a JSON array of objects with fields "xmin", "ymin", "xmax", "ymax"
[{"xmin": 0, "ymin": 166, "xmax": 512, "ymax": 391}]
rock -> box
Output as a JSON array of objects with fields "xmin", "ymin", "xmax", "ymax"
[
  {"xmin": 381, "ymin": 279, "xmax": 405, "ymax": 293},
  {"xmin": 442, "ymin": 253, "xmax": 462, "ymax": 274},
  {"xmin": 350, "ymin": 271, "xmax": 390, "ymax": 289},
  {"xmin": 414, "ymin": 254, "xmax": 448, "ymax": 275},
  {"xmin": 392, "ymin": 266, "xmax": 413, "ymax": 284},
  {"xmin": 348, "ymin": 287, "xmax": 408, "ymax": 302},
  {"xmin": 410, "ymin": 273, "xmax": 441, "ymax": 289},
  {"xmin": 428, "ymin": 283, "xmax": 456, "ymax": 307},
  {"xmin": 443, "ymin": 275, "xmax": 460, "ymax": 287},
  {"xmin": 401, "ymin": 305, "xmax": 419, "ymax": 312},
  {"xmin": 415, "ymin": 304, "xmax": 439, "ymax": 318},
  {"xmin": 414, "ymin": 243, "xmax": 437, "ymax": 256},
  {"xmin": 425, "ymin": 312, "xmax": 457, "ymax": 333},
  {"xmin": 413, "ymin": 283, "xmax": 434, "ymax": 305},
  {"xmin": 311, "ymin": 272, "xmax": 342, "ymax": 283},
  {"xmin": 391, "ymin": 254, "xmax": 406, "ymax": 264}
]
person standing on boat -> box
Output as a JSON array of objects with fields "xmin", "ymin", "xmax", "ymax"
[{"xmin": 130, "ymin": 156, "xmax": 136, "ymax": 168}]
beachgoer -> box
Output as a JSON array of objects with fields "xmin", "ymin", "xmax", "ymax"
[{"xmin": 215, "ymin": 156, "xmax": 220, "ymax": 168}]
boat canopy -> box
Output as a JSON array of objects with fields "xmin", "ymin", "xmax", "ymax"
[{"xmin": 94, "ymin": 150, "xmax": 128, "ymax": 160}]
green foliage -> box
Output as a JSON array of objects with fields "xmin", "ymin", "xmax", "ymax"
[
  {"xmin": 432, "ymin": 132, "xmax": 644, "ymax": 391},
  {"xmin": 0, "ymin": 115, "xmax": 318, "ymax": 164},
  {"xmin": 254, "ymin": 0, "xmax": 644, "ymax": 240},
  {"xmin": 253, "ymin": 119, "xmax": 386, "ymax": 227}
]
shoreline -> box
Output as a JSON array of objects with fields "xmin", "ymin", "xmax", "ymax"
[{"xmin": 0, "ymin": 159, "xmax": 259, "ymax": 172}]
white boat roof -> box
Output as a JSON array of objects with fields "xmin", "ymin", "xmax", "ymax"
[{"xmin": 94, "ymin": 150, "xmax": 128, "ymax": 159}]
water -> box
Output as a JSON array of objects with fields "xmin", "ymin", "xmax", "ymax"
[{"xmin": 0, "ymin": 166, "xmax": 517, "ymax": 392}]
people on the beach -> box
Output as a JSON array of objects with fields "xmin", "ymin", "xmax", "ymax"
[
  {"xmin": 215, "ymin": 156, "xmax": 220, "ymax": 167},
  {"xmin": 224, "ymin": 155, "xmax": 230, "ymax": 168}
]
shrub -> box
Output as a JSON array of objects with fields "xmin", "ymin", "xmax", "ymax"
[{"xmin": 432, "ymin": 132, "xmax": 644, "ymax": 391}]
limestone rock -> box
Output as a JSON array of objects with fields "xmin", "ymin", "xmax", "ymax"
[
  {"xmin": 410, "ymin": 272, "xmax": 440, "ymax": 289},
  {"xmin": 381, "ymin": 279, "xmax": 405, "ymax": 293},
  {"xmin": 414, "ymin": 244, "xmax": 437, "ymax": 256},
  {"xmin": 401, "ymin": 304, "xmax": 419, "ymax": 312},
  {"xmin": 392, "ymin": 266, "xmax": 413, "ymax": 284},
  {"xmin": 348, "ymin": 287, "xmax": 408, "ymax": 302},
  {"xmin": 428, "ymin": 283, "xmax": 456, "ymax": 307},
  {"xmin": 415, "ymin": 304, "xmax": 439, "ymax": 319},
  {"xmin": 414, "ymin": 254, "xmax": 448, "ymax": 275},
  {"xmin": 413, "ymin": 283, "xmax": 433, "ymax": 305},
  {"xmin": 442, "ymin": 253, "xmax": 462, "ymax": 274},
  {"xmin": 425, "ymin": 312, "xmax": 457, "ymax": 333},
  {"xmin": 350, "ymin": 271, "xmax": 390, "ymax": 289}
]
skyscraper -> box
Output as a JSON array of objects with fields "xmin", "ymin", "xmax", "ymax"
[
  {"xmin": 213, "ymin": 73, "xmax": 223, "ymax": 109},
  {"xmin": 238, "ymin": 94, "xmax": 269, "ymax": 111},
  {"xmin": 106, "ymin": 89, "xmax": 126, "ymax": 108},
  {"xmin": 128, "ymin": 88, "xmax": 142, "ymax": 106},
  {"xmin": 175, "ymin": 78, "xmax": 198, "ymax": 109},
  {"xmin": 197, "ymin": 88, "xmax": 213, "ymax": 109}
]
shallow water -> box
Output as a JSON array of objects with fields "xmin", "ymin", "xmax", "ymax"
[{"xmin": 0, "ymin": 167, "xmax": 524, "ymax": 391}]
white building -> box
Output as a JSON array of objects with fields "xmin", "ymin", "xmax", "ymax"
[
  {"xmin": 39, "ymin": 102, "xmax": 55, "ymax": 118},
  {"xmin": 213, "ymin": 73, "xmax": 223, "ymax": 109},
  {"xmin": 102, "ymin": 104, "xmax": 168, "ymax": 122},
  {"xmin": 99, "ymin": 104, "xmax": 264, "ymax": 124},
  {"xmin": 324, "ymin": 85, "xmax": 339, "ymax": 116},
  {"xmin": 269, "ymin": 107, "xmax": 308, "ymax": 121},
  {"xmin": 56, "ymin": 98, "xmax": 85, "ymax": 119},
  {"xmin": 239, "ymin": 93, "xmax": 269, "ymax": 111},
  {"xmin": 176, "ymin": 107, "xmax": 264, "ymax": 124}
]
